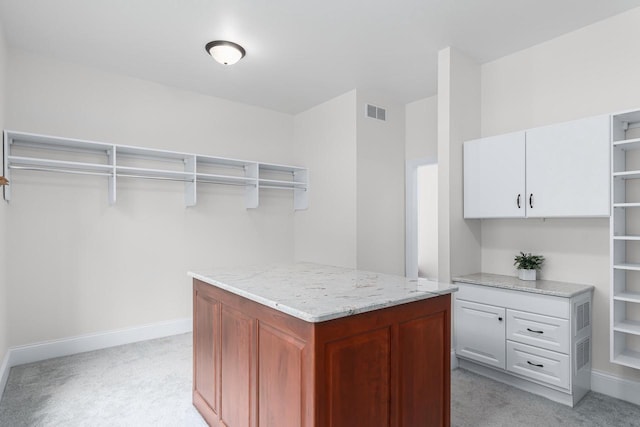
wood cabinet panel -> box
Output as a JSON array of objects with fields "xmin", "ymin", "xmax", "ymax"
[
  {"xmin": 221, "ymin": 305, "xmax": 254, "ymax": 427},
  {"xmin": 258, "ymin": 322, "xmax": 305, "ymax": 427},
  {"xmin": 399, "ymin": 310, "xmax": 450, "ymax": 427},
  {"xmin": 325, "ymin": 327, "xmax": 391, "ymax": 427},
  {"xmin": 193, "ymin": 290, "xmax": 220, "ymax": 420},
  {"xmin": 192, "ymin": 279, "xmax": 451, "ymax": 426}
]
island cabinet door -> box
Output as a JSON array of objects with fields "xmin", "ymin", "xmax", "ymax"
[
  {"xmin": 193, "ymin": 285, "xmax": 221, "ymax": 424},
  {"xmin": 193, "ymin": 279, "xmax": 315, "ymax": 427},
  {"xmin": 314, "ymin": 294, "xmax": 451, "ymax": 427},
  {"xmin": 257, "ymin": 322, "xmax": 308, "ymax": 427}
]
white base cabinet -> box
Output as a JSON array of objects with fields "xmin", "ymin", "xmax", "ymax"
[
  {"xmin": 456, "ymin": 300, "xmax": 505, "ymax": 369},
  {"xmin": 454, "ymin": 282, "xmax": 593, "ymax": 407}
]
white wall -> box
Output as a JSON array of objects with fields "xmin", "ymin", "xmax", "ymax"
[
  {"xmin": 4, "ymin": 49, "xmax": 296, "ymax": 346},
  {"xmin": 480, "ymin": 7, "xmax": 640, "ymax": 380},
  {"xmin": 405, "ymin": 96, "xmax": 438, "ymax": 279},
  {"xmin": 438, "ymin": 47, "xmax": 481, "ymax": 281},
  {"xmin": 356, "ymin": 91, "xmax": 405, "ymax": 275},
  {"xmin": 293, "ymin": 90, "xmax": 357, "ymax": 268},
  {"xmin": 405, "ymin": 96, "xmax": 438, "ymax": 161},
  {"xmin": 293, "ymin": 89, "xmax": 405, "ymax": 275},
  {"xmin": 417, "ymin": 164, "xmax": 438, "ymax": 279},
  {"xmin": 0, "ymin": 21, "xmax": 8, "ymax": 366}
]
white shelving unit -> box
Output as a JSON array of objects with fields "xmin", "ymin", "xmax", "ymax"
[
  {"xmin": 2, "ymin": 130, "xmax": 308, "ymax": 210},
  {"xmin": 611, "ymin": 109, "xmax": 640, "ymax": 369}
]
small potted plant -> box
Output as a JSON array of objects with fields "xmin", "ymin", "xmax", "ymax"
[{"xmin": 514, "ymin": 251, "xmax": 545, "ymax": 281}]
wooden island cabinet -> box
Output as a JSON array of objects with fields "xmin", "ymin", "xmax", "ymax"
[{"xmin": 190, "ymin": 264, "xmax": 456, "ymax": 427}]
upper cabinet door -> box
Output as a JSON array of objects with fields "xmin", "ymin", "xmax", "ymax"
[
  {"xmin": 525, "ymin": 115, "xmax": 610, "ymax": 218},
  {"xmin": 464, "ymin": 132, "xmax": 526, "ymax": 218}
]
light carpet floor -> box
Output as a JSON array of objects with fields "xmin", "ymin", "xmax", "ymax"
[
  {"xmin": 0, "ymin": 333, "xmax": 206, "ymax": 426},
  {"xmin": 1, "ymin": 333, "xmax": 639, "ymax": 426},
  {"xmin": 451, "ymin": 369, "xmax": 640, "ymax": 427}
]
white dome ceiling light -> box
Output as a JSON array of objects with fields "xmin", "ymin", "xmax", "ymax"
[{"xmin": 205, "ymin": 40, "xmax": 246, "ymax": 65}]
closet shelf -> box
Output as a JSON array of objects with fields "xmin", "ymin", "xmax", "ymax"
[
  {"xmin": 613, "ymin": 292, "xmax": 640, "ymax": 303},
  {"xmin": 259, "ymin": 162, "xmax": 307, "ymax": 172},
  {"xmin": 613, "ymin": 320, "xmax": 640, "ymax": 336},
  {"xmin": 613, "ymin": 203, "xmax": 640, "ymax": 208},
  {"xmin": 3, "ymin": 130, "xmax": 308, "ymax": 210},
  {"xmin": 611, "ymin": 349, "xmax": 640, "ymax": 369},
  {"xmin": 613, "ymin": 137, "xmax": 640, "ymax": 150}
]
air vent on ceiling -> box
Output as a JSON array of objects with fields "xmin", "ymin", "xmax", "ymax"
[{"xmin": 365, "ymin": 103, "xmax": 386, "ymax": 121}]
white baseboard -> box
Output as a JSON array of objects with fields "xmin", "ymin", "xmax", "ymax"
[
  {"xmin": 591, "ymin": 369, "xmax": 640, "ymax": 407},
  {"xmin": 0, "ymin": 350, "xmax": 10, "ymax": 403},
  {"xmin": 0, "ymin": 318, "xmax": 192, "ymax": 401},
  {"xmin": 451, "ymin": 350, "xmax": 458, "ymax": 369}
]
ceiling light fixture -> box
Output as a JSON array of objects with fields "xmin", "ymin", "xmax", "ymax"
[{"xmin": 205, "ymin": 40, "xmax": 246, "ymax": 65}]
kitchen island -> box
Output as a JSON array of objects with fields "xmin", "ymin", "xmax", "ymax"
[{"xmin": 189, "ymin": 263, "xmax": 457, "ymax": 427}]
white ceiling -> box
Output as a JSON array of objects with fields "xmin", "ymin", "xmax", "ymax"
[{"xmin": 1, "ymin": 0, "xmax": 640, "ymax": 114}]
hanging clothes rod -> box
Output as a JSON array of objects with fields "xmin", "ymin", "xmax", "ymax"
[
  {"xmin": 119, "ymin": 174, "xmax": 254, "ymax": 187},
  {"xmin": 197, "ymin": 180, "xmax": 255, "ymax": 188},
  {"xmin": 117, "ymin": 174, "xmax": 194, "ymax": 183},
  {"xmin": 8, "ymin": 166, "xmax": 262, "ymax": 187},
  {"xmin": 9, "ymin": 165, "xmax": 111, "ymax": 177},
  {"xmin": 260, "ymin": 185, "xmax": 307, "ymax": 191}
]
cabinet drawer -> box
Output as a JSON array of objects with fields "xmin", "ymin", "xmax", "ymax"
[
  {"xmin": 507, "ymin": 309, "xmax": 569, "ymax": 354},
  {"xmin": 506, "ymin": 341, "xmax": 570, "ymax": 390}
]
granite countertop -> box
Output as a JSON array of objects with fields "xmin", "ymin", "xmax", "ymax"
[
  {"xmin": 189, "ymin": 263, "xmax": 457, "ymax": 323},
  {"xmin": 452, "ymin": 272, "xmax": 594, "ymax": 298}
]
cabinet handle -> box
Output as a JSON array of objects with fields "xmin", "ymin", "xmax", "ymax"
[
  {"xmin": 529, "ymin": 193, "xmax": 533, "ymax": 208},
  {"xmin": 498, "ymin": 317, "xmax": 503, "ymax": 321},
  {"xmin": 517, "ymin": 194, "xmax": 521, "ymax": 209},
  {"xmin": 527, "ymin": 361, "xmax": 544, "ymax": 368},
  {"xmin": 526, "ymin": 328, "xmax": 544, "ymax": 334}
]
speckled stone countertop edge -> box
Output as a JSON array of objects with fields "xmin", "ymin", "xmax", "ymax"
[
  {"xmin": 452, "ymin": 273, "xmax": 594, "ymax": 298},
  {"xmin": 188, "ymin": 264, "xmax": 458, "ymax": 323}
]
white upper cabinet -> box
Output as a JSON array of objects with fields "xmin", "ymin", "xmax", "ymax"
[
  {"xmin": 464, "ymin": 132, "xmax": 526, "ymax": 218},
  {"xmin": 525, "ymin": 115, "xmax": 610, "ymax": 218},
  {"xmin": 463, "ymin": 115, "xmax": 610, "ymax": 219}
]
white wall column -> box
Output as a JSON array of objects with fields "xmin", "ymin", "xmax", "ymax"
[
  {"xmin": 293, "ymin": 91, "xmax": 358, "ymax": 268},
  {"xmin": 437, "ymin": 47, "xmax": 482, "ymax": 282},
  {"xmin": 0, "ymin": 20, "xmax": 9, "ymax": 389}
]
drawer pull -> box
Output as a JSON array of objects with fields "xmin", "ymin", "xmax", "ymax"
[
  {"xmin": 527, "ymin": 361, "xmax": 544, "ymax": 368},
  {"xmin": 526, "ymin": 328, "xmax": 544, "ymax": 334}
]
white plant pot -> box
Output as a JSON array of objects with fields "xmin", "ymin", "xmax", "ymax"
[{"xmin": 518, "ymin": 269, "xmax": 537, "ymax": 281}]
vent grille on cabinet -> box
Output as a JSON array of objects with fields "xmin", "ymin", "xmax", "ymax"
[
  {"xmin": 576, "ymin": 301, "xmax": 590, "ymax": 333},
  {"xmin": 365, "ymin": 104, "xmax": 387, "ymax": 121},
  {"xmin": 576, "ymin": 338, "xmax": 590, "ymax": 371}
]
